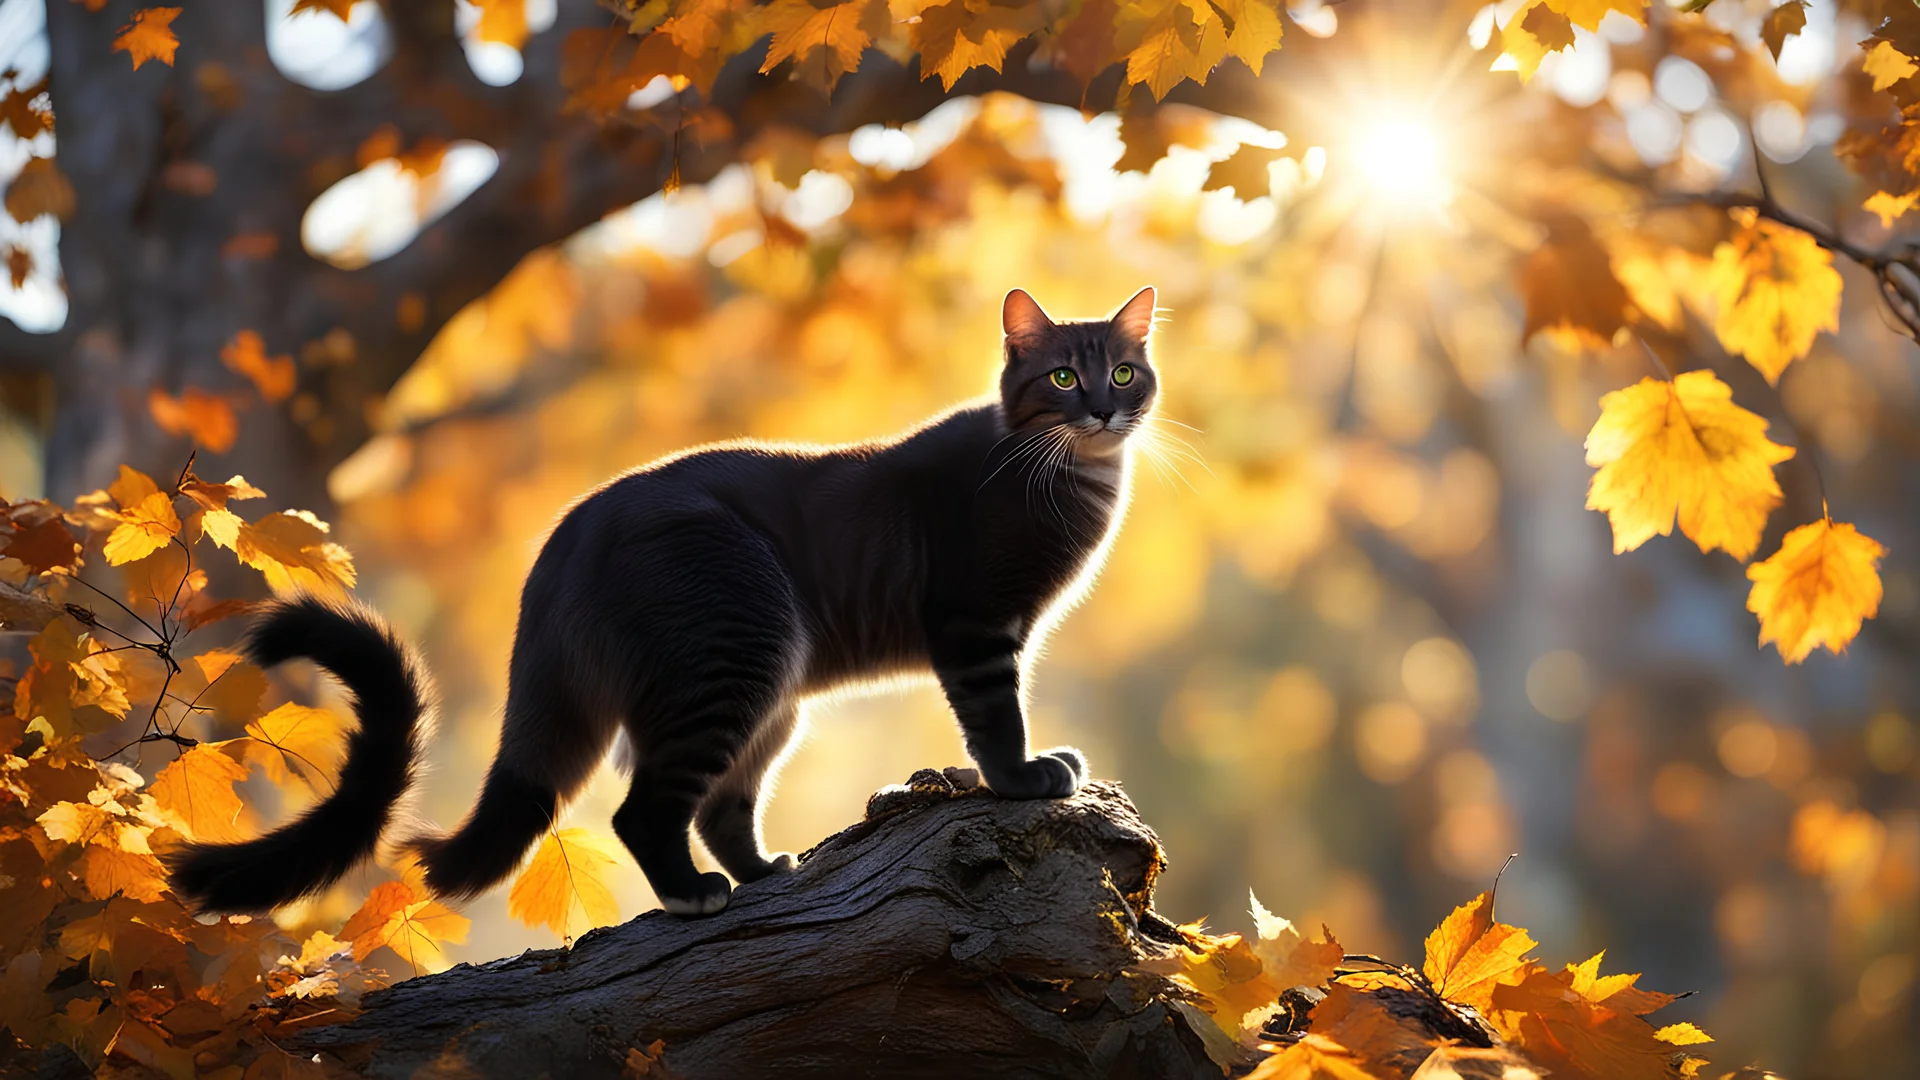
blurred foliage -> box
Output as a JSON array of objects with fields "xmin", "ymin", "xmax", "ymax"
[{"xmin": 4, "ymin": 0, "xmax": 1920, "ymax": 1076}]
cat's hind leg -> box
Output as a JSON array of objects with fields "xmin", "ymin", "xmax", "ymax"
[
  {"xmin": 606, "ymin": 514, "xmax": 802, "ymax": 916},
  {"xmin": 696, "ymin": 700, "xmax": 801, "ymax": 884}
]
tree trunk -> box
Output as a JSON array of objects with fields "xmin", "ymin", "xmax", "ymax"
[{"xmin": 291, "ymin": 771, "xmax": 1229, "ymax": 1080}]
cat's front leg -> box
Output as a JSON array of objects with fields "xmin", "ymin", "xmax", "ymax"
[{"xmin": 931, "ymin": 630, "xmax": 1087, "ymax": 799}]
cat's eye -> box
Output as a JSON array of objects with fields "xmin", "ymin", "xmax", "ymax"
[
  {"xmin": 1049, "ymin": 368, "xmax": 1078, "ymax": 390},
  {"xmin": 1112, "ymin": 364, "xmax": 1135, "ymax": 387}
]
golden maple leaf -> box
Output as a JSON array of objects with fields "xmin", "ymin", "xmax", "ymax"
[
  {"xmin": 1488, "ymin": 963, "xmax": 1708, "ymax": 1080},
  {"xmin": 1500, "ymin": 0, "xmax": 1645, "ymax": 81},
  {"xmin": 1762, "ymin": 1, "xmax": 1807, "ymax": 62},
  {"xmin": 1708, "ymin": 209, "xmax": 1842, "ymax": 385},
  {"xmin": 233, "ymin": 510, "xmax": 357, "ymax": 594},
  {"xmin": 343, "ymin": 880, "xmax": 470, "ymax": 972},
  {"xmin": 756, "ymin": 0, "xmax": 883, "ymax": 94},
  {"xmin": 1583, "ymin": 370, "xmax": 1795, "ymax": 562},
  {"xmin": 113, "ymin": 8, "xmax": 183, "ymax": 71},
  {"xmin": 150, "ymin": 745, "xmax": 249, "ymax": 842},
  {"xmin": 1244, "ymin": 1032, "xmax": 1376, "ymax": 1080},
  {"xmin": 910, "ymin": 0, "xmax": 1045, "ymax": 91},
  {"xmin": 1214, "ymin": 0, "xmax": 1282, "ymax": 77},
  {"xmin": 1864, "ymin": 40, "xmax": 1918, "ymax": 93},
  {"xmin": 1420, "ymin": 889, "xmax": 1536, "ymax": 1013},
  {"xmin": 509, "ymin": 827, "xmax": 625, "ymax": 938},
  {"xmin": 1117, "ymin": 0, "xmax": 1226, "ymax": 102},
  {"xmin": 1745, "ymin": 517, "xmax": 1884, "ymax": 663}
]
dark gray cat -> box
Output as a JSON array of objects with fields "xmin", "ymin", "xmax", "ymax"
[{"xmin": 167, "ymin": 287, "xmax": 1159, "ymax": 916}]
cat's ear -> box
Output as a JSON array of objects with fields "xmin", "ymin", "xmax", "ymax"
[
  {"xmin": 1109, "ymin": 287, "xmax": 1157, "ymax": 348},
  {"xmin": 1003, "ymin": 289, "xmax": 1055, "ymax": 348}
]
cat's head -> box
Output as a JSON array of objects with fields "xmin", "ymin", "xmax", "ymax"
[{"xmin": 998, "ymin": 287, "xmax": 1158, "ymax": 457}]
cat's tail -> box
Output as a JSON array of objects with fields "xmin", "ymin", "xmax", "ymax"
[{"xmin": 164, "ymin": 596, "xmax": 434, "ymax": 913}]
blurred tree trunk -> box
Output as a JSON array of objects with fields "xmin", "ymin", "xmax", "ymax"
[{"xmin": 290, "ymin": 774, "xmax": 1228, "ymax": 1080}]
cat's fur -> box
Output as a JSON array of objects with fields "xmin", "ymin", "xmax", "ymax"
[{"xmin": 167, "ymin": 287, "xmax": 1159, "ymax": 916}]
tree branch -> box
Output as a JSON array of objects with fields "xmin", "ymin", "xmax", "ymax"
[{"xmin": 288, "ymin": 772, "xmax": 1226, "ymax": 1080}]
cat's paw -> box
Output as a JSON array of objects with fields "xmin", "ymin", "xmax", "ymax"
[
  {"xmin": 735, "ymin": 852, "xmax": 796, "ymax": 883},
  {"xmin": 985, "ymin": 753, "xmax": 1083, "ymax": 799},
  {"xmin": 1040, "ymin": 746, "xmax": 1089, "ymax": 784},
  {"xmin": 660, "ymin": 872, "xmax": 733, "ymax": 917}
]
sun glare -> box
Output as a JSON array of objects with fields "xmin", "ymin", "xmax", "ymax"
[{"xmin": 1351, "ymin": 117, "xmax": 1452, "ymax": 211}]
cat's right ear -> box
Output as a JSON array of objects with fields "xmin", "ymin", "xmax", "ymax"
[{"xmin": 1002, "ymin": 289, "xmax": 1054, "ymax": 350}]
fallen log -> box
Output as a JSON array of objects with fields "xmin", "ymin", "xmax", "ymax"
[{"xmin": 293, "ymin": 769, "xmax": 1230, "ymax": 1079}]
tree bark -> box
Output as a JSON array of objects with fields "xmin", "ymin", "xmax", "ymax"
[{"xmin": 291, "ymin": 771, "xmax": 1228, "ymax": 1080}]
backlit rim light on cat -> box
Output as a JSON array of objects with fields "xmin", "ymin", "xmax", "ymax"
[{"xmin": 1348, "ymin": 116, "xmax": 1454, "ymax": 212}]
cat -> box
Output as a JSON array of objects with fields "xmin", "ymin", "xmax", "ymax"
[{"xmin": 166, "ymin": 286, "xmax": 1159, "ymax": 917}]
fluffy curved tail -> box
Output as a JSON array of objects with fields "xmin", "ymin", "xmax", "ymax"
[{"xmin": 164, "ymin": 596, "xmax": 434, "ymax": 913}]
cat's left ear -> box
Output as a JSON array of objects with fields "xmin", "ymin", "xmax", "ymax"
[{"xmin": 1109, "ymin": 287, "xmax": 1157, "ymax": 349}]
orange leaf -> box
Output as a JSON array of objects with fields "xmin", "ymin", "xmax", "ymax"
[
  {"xmin": 234, "ymin": 510, "xmax": 357, "ymax": 595},
  {"xmin": 1421, "ymin": 890, "xmax": 1537, "ymax": 1013},
  {"xmin": 244, "ymin": 702, "xmax": 349, "ymax": 785},
  {"xmin": 220, "ymin": 330, "xmax": 297, "ymax": 402},
  {"xmin": 149, "ymin": 745, "xmax": 249, "ymax": 842},
  {"xmin": 147, "ymin": 387, "xmax": 238, "ymax": 453},
  {"xmin": 756, "ymin": 0, "xmax": 883, "ymax": 94},
  {"xmin": 113, "ymin": 8, "xmax": 183, "ymax": 71},
  {"xmin": 1244, "ymin": 1032, "xmax": 1379, "ymax": 1080},
  {"xmin": 508, "ymin": 827, "xmax": 624, "ymax": 939}
]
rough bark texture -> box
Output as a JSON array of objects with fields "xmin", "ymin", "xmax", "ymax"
[{"xmin": 291, "ymin": 770, "xmax": 1226, "ymax": 1080}]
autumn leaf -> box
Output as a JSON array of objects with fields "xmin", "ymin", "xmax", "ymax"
[
  {"xmin": 1215, "ymin": 0, "xmax": 1282, "ymax": 77},
  {"xmin": 5, "ymin": 244, "xmax": 30, "ymax": 288},
  {"xmin": 150, "ymin": 745, "xmax": 249, "ymax": 842},
  {"xmin": 113, "ymin": 8, "xmax": 184, "ymax": 71},
  {"xmin": 1205, "ymin": 144, "xmax": 1287, "ymax": 199},
  {"xmin": 1584, "ymin": 370, "xmax": 1796, "ymax": 562},
  {"xmin": 1501, "ymin": 0, "xmax": 1645, "ymax": 81},
  {"xmin": 1708, "ymin": 209, "xmax": 1842, "ymax": 384},
  {"xmin": 509, "ymin": 827, "xmax": 625, "ymax": 938},
  {"xmin": 1520, "ymin": 5, "xmax": 1574, "ymax": 53},
  {"xmin": 103, "ymin": 491, "xmax": 181, "ymax": 566},
  {"xmin": 108, "ymin": 464, "xmax": 161, "ymax": 510},
  {"xmin": 1244, "ymin": 1032, "xmax": 1378, "ymax": 1080},
  {"xmin": 2, "ymin": 500, "xmax": 80, "ymax": 574},
  {"xmin": 910, "ymin": 0, "xmax": 1045, "ymax": 91},
  {"xmin": 147, "ymin": 388, "xmax": 239, "ymax": 453},
  {"xmin": 1308, "ymin": 981, "xmax": 1444, "ymax": 1078},
  {"xmin": 37, "ymin": 800, "xmax": 115, "ymax": 846},
  {"xmin": 1864, "ymin": 40, "xmax": 1917, "ymax": 93},
  {"xmin": 244, "ymin": 702, "xmax": 349, "ymax": 785},
  {"xmin": 1249, "ymin": 891, "xmax": 1343, "ymax": 990},
  {"xmin": 1746, "ymin": 517, "xmax": 1884, "ymax": 663},
  {"xmin": 220, "ymin": 330, "xmax": 296, "ymax": 402},
  {"xmin": 3, "ymin": 157, "xmax": 75, "ymax": 222},
  {"xmin": 1488, "ymin": 963, "xmax": 1709, "ymax": 1080},
  {"xmin": 345, "ymin": 880, "xmax": 470, "ymax": 972},
  {"xmin": 1761, "ymin": 1, "xmax": 1806, "ymax": 62},
  {"xmin": 1117, "ymin": 0, "xmax": 1226, "ymax": 102},
  {"xmin": 757, "ymin": 0, "xmax": 883, "ymax": 94},
  {"xmin": 0, "ymin": 76, "xmax": 52, "ymax": 139},
  {"xmin": 1421, "ymin": 889, "xmax": 1536, "ymax": 1013},
  {"xmin": 1521, "ymin": 217, "xmax": 1634, "ymax": 347},
  {"xmin": 234, "ymin": 510, "xmax": 357, "ymax": 595},
  {"xmin": 77, "ymin": 845, "xmax": 170, "ymax": 903}
]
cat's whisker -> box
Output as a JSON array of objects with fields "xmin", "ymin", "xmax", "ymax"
[
  {"xmin": 1132, "ymin": 433, "xmax": 1200, "ymax": 494},
  {"xmin": 979, "ymin": 425, "xmax": 1067, "ymax": 491},
  {"xmin": 1150, "ymin": 415, "xmax": 1207, "ymax": 435}
]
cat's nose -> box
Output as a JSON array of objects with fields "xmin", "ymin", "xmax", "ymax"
[{"xmin": 1091, "ymin": 410, "xmax": 1113, "ymax": 424}]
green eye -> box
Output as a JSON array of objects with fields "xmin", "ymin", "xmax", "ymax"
[
  {"xmin": 1112, "ymin": 364, "xmax": 1135, "ymax": 387},
  {"xmin": 1049, "ymin": 368, "xmax": 1078, "ymax": 390}
]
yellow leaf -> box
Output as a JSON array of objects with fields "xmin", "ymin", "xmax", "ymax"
[
  {"xmin": 103, "ymin": 491, "xmax": 180, "ymax": 566},
  {"xmin": 508, "ymin": 827, "xmax": 625, "ymax": 939},
  {"xmin": 1203, "ymin": 143, "xmax": 1287, "ymax": 199},
  {"xmin": 1215, "ymin": 0, "xmax": 1282, "ymax": 77},
  {"xmin": 1864, "ymin": 189, "xmax": 1919, "ymax": 228},
  {"xmin": 1746, "ymin": 517, "xmax": 1884, "ymax": 663},
  {"xmin": 1421, "ymin": 890, "xmax": 1537, "ymax": 1013},
  {"xmin": 177, "ymin": 472, "xmax": 265, "ymax": 512},
  {"xmin": 1584, "ymin": 370, "xmax": 1795, "ymax": 561},
  {"xmin": 37, "ymin": 800, "xmax": 113, "ymax": 846},
  {"xmin": 234, "ymin": 509, "xmax": 357, "ymax": 595},
  {"xmin": 344, "ymin": 880, "xmax": 419, "ymax": 960},
  {"xmin": 245, "ymin": 702, "xmax": 349, "ymax": 785},
  {"xmin": 1761, "ymin": 1, "xmax": 1806, "ymax": 62},
  {"xmin": 107, "ymin": 465, "xmax": 160, "ymax": 510},
  {"xmin": 1138, "ymin": 924, "xmax": 1283, "ymax": 1038},
  {"xmin": 150, "ymin": 745, "xmax": 249, "ymax": 842},
  {"xmin": 112, "ymin": 8, "xmax": 182, "ymax": 70},
  {"xmin": 377, "ymin": 898, "xmax": 470, "ymax": 973},
  {"xmin": 1656, "ymin": 1021, "xmax": 1714, "ymax": 1046},
  {"xmin": 910, "ymin": 0, "xmax": 1044, "ymax": 91},
  {"xmin": 290, "ymin": 929, "xmax": 345, "ymax": 974},
  {"xmin": 1499, "ymin": 0, "xmax": 1644, "ymax": 81},
  {"xmin": 1864, "ymin": 40, "xmax": 1917, "ymax": 93},
  {"xmin": 1248, "ymin": 891, "xmax": 1343, "ymax": 990},
  {"xmin": 660, "ymin": 0, "xmax": 749, "ymax": 57},
  {"xmin": 1708, "ymin": 209, "xmax": 1842, "ymax": 384},
  {"xmin": 756, "ymin": 0, "xmax": 881, "ymax": 94},
  {"xmin": 1244, "ymin": 1032, "xmax": 1379, "ymax": 1080},
  {"xmin": 1117, "ymin": 0, "xmax": 1226, "ymax": 101}
]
